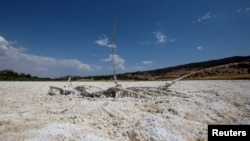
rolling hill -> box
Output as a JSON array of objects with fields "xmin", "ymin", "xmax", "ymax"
[{"xmin": 113, "ymin": 56, "xmax": 250, "ymax": 80}]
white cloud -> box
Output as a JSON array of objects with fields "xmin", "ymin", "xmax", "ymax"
[
  {"xmin": 153, "ymin": 31, "xmax": 166, "ymax": 43},
  {"xmin": 237, "ymin": 8, "xmax": 242, "ymax": 13},
  {"xmin": 140, "ymin": 31, "xmax": 176, "ymax": 45},
  {"xmin": 95, "ymin": 35, "xmax": 109, "ymax": 46},
  {"xmin": 246, "ymin": 7, "xmax": 250, "ymax": 11},
  {"xmin": 142, "ymin": 60, "xmax": 153, "ymax": 65},
  {"xmin": 0, "ymin": 36, "xmax": 8, "ymax": 46},
  {"xmin": 0, "ymin": 36, "xmax": 92, "ymax": 77},
  {"xmin": 197, "ymin": 12, "xmax": 212, "ymax": 22},
  {"xmin": 196, "ymin": 46, "xmax": 203, "ymax": 50},
  {"xmin": 102, "ymin": 54, "xmax": 125, "ymax": 70},
  {"xmin": 95, "ymin": 35, "xmax": 116, "ymax": 48}
]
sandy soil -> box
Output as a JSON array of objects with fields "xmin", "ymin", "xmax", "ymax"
[{"xmin": 0, "ymin": 80, "xmax": 249, "ymax": 141}]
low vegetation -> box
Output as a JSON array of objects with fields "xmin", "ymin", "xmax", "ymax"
[{"xmin": 0, "ymin": 70, "xmax": 52, "ymax": 81}]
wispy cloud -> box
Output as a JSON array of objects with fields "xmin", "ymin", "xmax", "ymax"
[
  {"xmin": 102, "ymin": 54, "xmax": 125, "ymax": 70},
  {"xmin": 95, "ymin": 35, "xmax": 109, "ymax": 46},
  {"xmin": 170, "ymin": 39, "xmax": 177, "ymax": 42},
  {"xmin": 153, "ymin": 31, "xmax": 166, "ymax": 43},
  {"xmin": 196, "ymin": 46, "xmax": 203, "ymax": 50},
  {"xmin": 237, "ymin": 8, "xmax": 242, "ymax": 13},
  {"xmin": 127, "ymin": 66, "xmax": 145, "ymax": 72},
  {"xmin": 155, "ymin": 22, "xmax": 164, "ymax": 26},
  {"xmin": 0, "ymin": 36, "xmax": 92, "ymax": 77},
  {"xmin": 197, "ymin": 12, "xmax": 212, "ymax": 22},
  {"xmin": 95, "ymin": 35, "xmax": 115, "ymax": 48},
  {"xmin": 126, "ymin": 61, "xmax": 153, "ymax": 72},
  {"xmin": 140, "ymin": 31, "xmax": 176, "ymax": 45},
  {"xmin": 237, "ymin": 7, "xmax": 250, "ymax": 13},
  {"xmin": 142, "ymin": 60, "xmax": 153, "ymax": 65}
]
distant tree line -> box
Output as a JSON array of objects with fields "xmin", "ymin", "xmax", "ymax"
[{"xmin": 0, "ymin": 69, "xmax": 52, "ymax": 81}]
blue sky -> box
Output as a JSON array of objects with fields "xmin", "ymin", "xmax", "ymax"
[{"xmin": 0, "ymin": 0, "xmax": 250, "ymax": 78}]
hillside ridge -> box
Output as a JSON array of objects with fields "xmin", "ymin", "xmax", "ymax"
[
  {"xmin": 113, "ymin": 56, "xmax": 250, "ymax": 80},
  {"xmin": 1, "ymin": 56, "xmax": 250, "ymax": 81}
]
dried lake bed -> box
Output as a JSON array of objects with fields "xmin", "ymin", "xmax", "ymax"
[{"xmin": 0, "ymin": 80, "xmax": 250, "ymax": 141}]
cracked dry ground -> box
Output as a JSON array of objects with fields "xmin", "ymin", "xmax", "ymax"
[{"xmin": 0, "ymin": 80, "xmax": 249, "ymax": 141}]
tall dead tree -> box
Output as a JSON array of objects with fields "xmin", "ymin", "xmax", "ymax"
[{"xmin": 111, "ymin": 18, "xmax": 118, "ymax": 84}]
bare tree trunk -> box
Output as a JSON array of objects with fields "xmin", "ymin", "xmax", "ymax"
[{"xmin": 111, "ymin": 18, "xmax": 118, "ymax": 84}]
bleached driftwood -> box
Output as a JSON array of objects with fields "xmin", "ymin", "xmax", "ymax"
[
  {"xmin": 48, "ymin": 59, "xmax": 249, "ymax": 99},
  {"xmin": 48, "ymin": 86, "xmax": 76, "ymax": 95}
]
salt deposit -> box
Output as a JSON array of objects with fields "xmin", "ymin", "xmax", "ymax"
[{"xmin": 0, "ymin": 80, "xmax": 249, "ymax": 141}]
